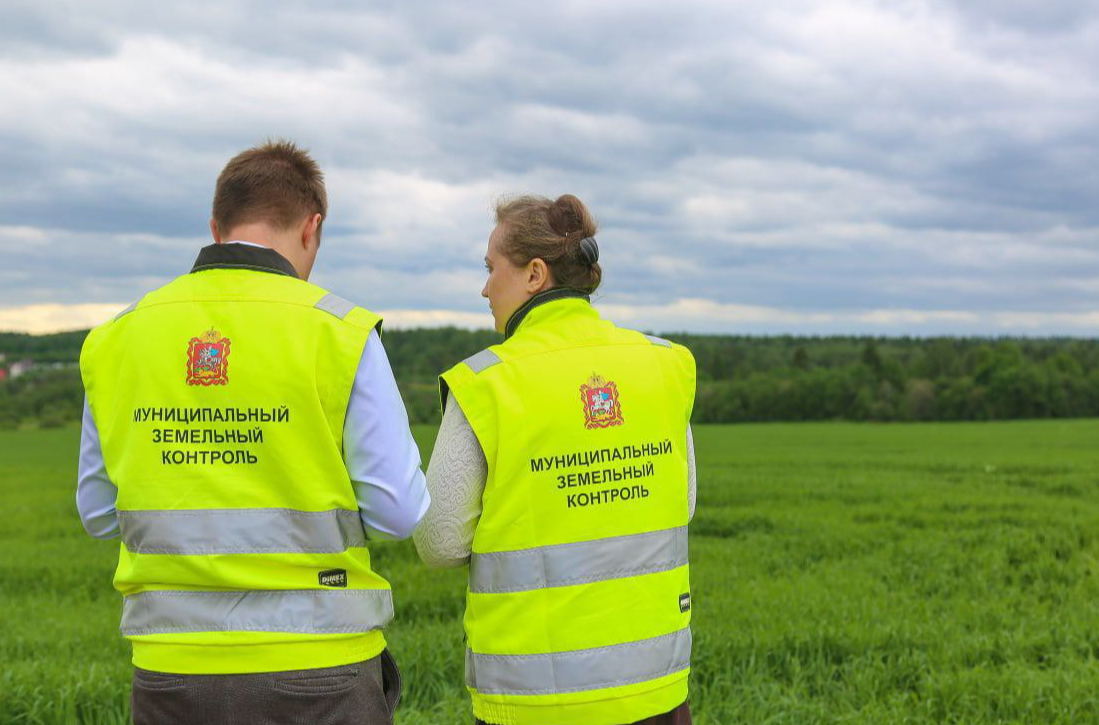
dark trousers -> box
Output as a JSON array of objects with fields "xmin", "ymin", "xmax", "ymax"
[
  {"xmin": 476, "ymin": 700, "xmax": 691, "ymax": 725},
  {"xmin": 132, "ymin": 650, "xmax": 402, "ymax": 725}
]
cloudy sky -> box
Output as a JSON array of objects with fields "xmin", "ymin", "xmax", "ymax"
[{"xmin": 2, "ymin": 0, "xmax": 1098, "ymax": 335}]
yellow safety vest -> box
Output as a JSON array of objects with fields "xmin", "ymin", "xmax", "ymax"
[
  {"xmin": 440, "ymin": 289, "xmax": 697, "ymax": 725},
  {"xmin": 80, "ymin": 246, "xmax": 393, "ymax": 674}
]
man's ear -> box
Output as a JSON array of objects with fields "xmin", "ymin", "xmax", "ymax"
[
  {"xmin": 209, "ymin": 218, "xmax": 222, "ymax": 244},
  {"xmin": 302, "ymin": 213, "xmax": 323, "ymax": 250}
]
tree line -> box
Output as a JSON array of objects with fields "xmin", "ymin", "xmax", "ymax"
[{"xmin": 2, "ymin": 329, "xmax": 1099, "ymax": 428}]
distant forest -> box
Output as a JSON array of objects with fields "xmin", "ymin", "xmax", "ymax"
[{"xmin": 2, "ymin": 328, "xmax": 1099, "ymax": 428}]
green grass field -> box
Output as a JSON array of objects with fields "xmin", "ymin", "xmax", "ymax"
[{"xmin": 3, "ymin": 421, "xmax": 1099, "ymax": 724}]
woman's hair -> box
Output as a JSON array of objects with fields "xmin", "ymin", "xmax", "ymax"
[{"xmin": 494, "ymin": 194, "xmax": 601, "ymax": 293}]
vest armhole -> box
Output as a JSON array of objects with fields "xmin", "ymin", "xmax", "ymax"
[
  {"xmin": 439, "ymin": 361, "xmax": 478, "ymax": 416},
  {"xmin": 438, "ymin": 373, "xmax": 495, "ymax": 468},
  {"xmin": 439, "ymin": 377, "xmax": 452, "ymax": 415},
  {"xmin": 344, "ymin": 306, "xmax": 382, "ymax": 333},
  {"xmin": 440, "ymin": 349, "xmax": 501, "ymax": 414}
]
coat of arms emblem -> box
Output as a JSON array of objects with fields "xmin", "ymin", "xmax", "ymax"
[
  {"xmin": 187, "ymin": 328, "xmax": 231, "ymax": 386},
  {"xmin": 580, "ymin": 373, "xmax": 624, "ymax": 429}
]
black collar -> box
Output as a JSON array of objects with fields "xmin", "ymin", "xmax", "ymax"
[
  {"xmin": 190, "ymin": 243, "xmax": 299, "ymax": 278},
  {"xmin": 504, "ymin": 287, "xmax": 591, "ymax": 340}
]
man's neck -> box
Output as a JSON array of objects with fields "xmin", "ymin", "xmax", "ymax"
[
  {"xmin": 191, "ymin": 243, "xmax": 300, "ymax": 278},
  {"xmin": 216, "ymin": 224, "xmax": 309, "ymax": 279}
]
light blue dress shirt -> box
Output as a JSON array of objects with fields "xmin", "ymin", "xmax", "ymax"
[{"xmin": 77, "ymin": 314, "xmax": 430, "ymax": 542}]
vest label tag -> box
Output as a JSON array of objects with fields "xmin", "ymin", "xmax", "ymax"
[
  {"xmin": 319, "ymin": 569, "xmax": 348, "ymax": 588},
  {"xmin": 679, "ymin": 593, "xmax": 691, "ymax": 612}
]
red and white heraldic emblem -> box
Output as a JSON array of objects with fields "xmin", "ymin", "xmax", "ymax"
[
  {"xmin": 580, "ymin": 373, "xmax": 624, "ymax": 429},
  {"xmin": 187, "ymin": 328, "xmax": 231, "ymax": 386}
]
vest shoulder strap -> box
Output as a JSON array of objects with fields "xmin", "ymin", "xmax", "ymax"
[
  {"xmin": 312, "ymin": 292, "xmax": 382, "ymax": 333},
  {"xmin": 461, "ymin": 348, "xmax": 502, "ymax": 374},
  {"xmin": 314, "ymin": 292, "xmax": 355, "ymax": 319},
  {"xmin": 114, "ymin": 298, "xmax": 142, "ymax": 321},
  {"xmin": 443, "ymin": 331, "xmax": 679, "ymax": 409},
  {"xmin": 644, "ymin": 334, "xmax": 672, "ymax": 347}
]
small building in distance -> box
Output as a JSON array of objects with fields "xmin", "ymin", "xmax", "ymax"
[{"xmin": 9, "ymin": 360, "xmax": 34, "ymax": 378}]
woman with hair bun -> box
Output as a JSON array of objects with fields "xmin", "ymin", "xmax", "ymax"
[{"xmin": 416, "ymin": 194, "xmax": 698, "ymax": 725}]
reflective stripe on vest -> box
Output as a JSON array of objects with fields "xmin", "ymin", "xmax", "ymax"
[
  {"xmin": 115, "ymin": 300, "xmax": 139, "ymax": 320},
  {"xmin": 314, "ymin": 292, "xmax": 356, "ymax": 319},
  {"xmin": 644, "ymin": 334, "xmax": 672, "ymax": 347},
  {"xmin": 118, "ymin": 508, "xmax": 366, "ymax": 555},
  {"xmin": 463, "ymin": 349, "xmax": 502, "ymax": 373},
  {"xmin": 121, "ymin": 589, "xmax": 394, "ymax": 636},
  {"xmin": 470, "ymin": 526, "xmax": 688, "ymax": 593},
  {"xmin": 466, "ymin": 626, "xmax": 692, "ymax": 695}
]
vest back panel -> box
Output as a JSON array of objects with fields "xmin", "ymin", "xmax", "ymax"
[
  {"xmin": 80, "ymin": 268, "xmax": 392, "ymax": 674},
  {"xmin": 441, "ymin": 298, "xmax": 696, "ymax": 724}
]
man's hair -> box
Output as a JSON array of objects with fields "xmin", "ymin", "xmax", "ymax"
[{"xmin": 212, "ymin": 139, "xmax": 327, "ymax": 235}]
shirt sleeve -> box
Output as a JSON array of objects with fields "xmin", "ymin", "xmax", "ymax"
[
  {"xmin": 687, "ymin": 424, "xmax": 697, "ymax": 522},
  {"xmin": 343, "ymin": 329, "xmax": 430, "ymax": 541},
  {"xmin": 414, "ymin": 394, "xmax": 487, "ymax": 568},
  {"xmin": 76, "ymin": 396, "xmax": 120, "ymax": 539}
]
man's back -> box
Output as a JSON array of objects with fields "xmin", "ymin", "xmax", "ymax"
[
  {"xmin": 82, "ymin": 260, "xmax": 394, "ymax": 675},
  {"xmin": 77, "ymin": 140, "xmax": 426, "ymax": 724}
]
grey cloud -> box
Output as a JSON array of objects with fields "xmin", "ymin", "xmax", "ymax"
[
  {"xmin": 933, "ymin": 0, "xmax": 1099, "ymax": 34},
  {"xmin": 2, "ymin": 0, "xmax": 1098, "ymax": 334}
]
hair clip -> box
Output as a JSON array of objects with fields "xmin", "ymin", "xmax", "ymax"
[{"xmin": 578, "ymin": 237, "xmax": 599, "ymax": 266}]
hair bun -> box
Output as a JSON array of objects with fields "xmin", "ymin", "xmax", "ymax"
[{"xmin": 547, "ymin": 194, "xmax": 586, "ymax": 236}]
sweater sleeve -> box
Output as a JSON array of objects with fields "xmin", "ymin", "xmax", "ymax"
[
  {"xmin": 687, "ymin": 424, "xmax": 697, "ymax": 522},
  {"xmin": 414, "ymin": 393, "xmax": 487, "ymax": 568}
]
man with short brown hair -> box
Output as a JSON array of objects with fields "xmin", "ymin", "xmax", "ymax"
[
  {"xmin": 77, "ymin": 139, "xmax": 428, "ymax": 724},
  {"xmin": 211, "ymin": 140, "xmax": 329, "ymax": 266}
]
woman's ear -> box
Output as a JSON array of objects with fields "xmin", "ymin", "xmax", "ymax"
[{"xmin": 526, "ymin": 258, "xmax": 552, "ymax": 294}]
